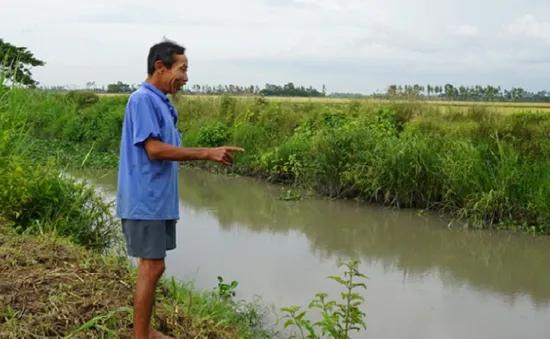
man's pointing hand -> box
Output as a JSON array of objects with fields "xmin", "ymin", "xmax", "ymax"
[{"xmin": 206, "ymin": 146, "xmax": 245, "ymax": 166}]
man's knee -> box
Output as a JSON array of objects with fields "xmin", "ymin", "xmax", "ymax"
[{"xmin": 138, "ymin": 258, "xmax": 166, "ymax": 279}]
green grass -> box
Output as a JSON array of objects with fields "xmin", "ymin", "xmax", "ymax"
[{"xmin": 7, "ymin": 89, "xmax": 550, "ymax": 234}]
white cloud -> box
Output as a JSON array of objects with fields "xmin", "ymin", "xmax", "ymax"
[
  {"xmin": 505, "ymin": 14, "xmax": 550, "ymax": 42},
  {"xmin": 452, "ymin": 25, "xmax": 480, "ymax": 37},
  {"xmin": 2, "ymin": 0, "xmax": 550, "ymax": 93}
]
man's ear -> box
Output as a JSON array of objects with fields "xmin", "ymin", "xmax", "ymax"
[{"xmin": 154, "ymin": 60, "xmax": 165, "ymax": 73}]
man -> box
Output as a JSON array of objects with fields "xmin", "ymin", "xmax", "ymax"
[{"xmin": 116, "ymin": 40, "xmax": 244, "ymax": 339}]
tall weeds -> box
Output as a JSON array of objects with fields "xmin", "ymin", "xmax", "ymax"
[
  {"xmin": 0, "ymin": 86, "xmax": 118, "ymax": 251},
  {"xmin": 4, "ymin": 89, "xmax": 550, "ymax": 234}
]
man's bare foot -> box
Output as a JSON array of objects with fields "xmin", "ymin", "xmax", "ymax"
[{"xmin": 149, "ymin": 327, "xmax": 175, "ymax": 339}]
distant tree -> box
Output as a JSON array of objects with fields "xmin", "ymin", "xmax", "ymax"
[
  {"xmin": 386, "ymin": 85, "xmax": 397, "ymax": 96},
  {"xmin": 0, "ymin": 39, "xmax": 45, "ymax": 88},
  {"xmin": 106, "ymin": 81, "xmax": 135, "ymax": 93},
  {"xmin": 259, "ymin": 82, "xmax": 324, "ymax": 97},
  {"xmin": 85, "ymin": 81, "xmax": 97, "ymax": 90}
]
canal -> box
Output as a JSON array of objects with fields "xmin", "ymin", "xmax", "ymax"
[{"xmin": 82, "ymin": 167, "xmax": 550, "ymax": 339}]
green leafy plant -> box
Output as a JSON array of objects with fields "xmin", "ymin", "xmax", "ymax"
[
  {"xmin": 279, "ymin": 189, "xmax": 302, "ymax": 201},
  {"xmin": 280, "ymin": 260, "xmax": 368, "ymax": 339},
  {"xmin": 215, "ymin": 275, "xmax": 239, "ymax": 301},
  {"xmin": 198, "ymin": 121, "xmax": 231, "ymax": 147},
  {"xmin": 63, "ymin": 306, "xmax": 133, "ymax": 339}
]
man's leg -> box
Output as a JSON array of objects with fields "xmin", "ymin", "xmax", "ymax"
[
  {"xmin": 122, "ymin": 219, "xmax": 175, "ymax": 339},
  {"xmin": 135, "ymin": 257, "xmax": 165, "ymax": 338},
  {"xmin": 144, "ymin": 220, "xmax": 177, "ymax": 339}
]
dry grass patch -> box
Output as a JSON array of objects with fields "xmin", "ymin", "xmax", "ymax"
[{"xmin": 0, "ymin": 224, "xmax": 248, "ymax": 339}]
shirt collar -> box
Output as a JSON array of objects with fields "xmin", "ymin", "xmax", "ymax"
[
  {"xmin": 140, "ymin": 82, "xmax": 179, "ymax": 125},
  {"xmin": 140, "ymin": 82, "xmax": 170, "ymax": 103}
]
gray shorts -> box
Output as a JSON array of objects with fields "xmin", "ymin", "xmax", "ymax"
[{"xmin": 121, "ymin": 219, "xmax": 177, "ymax": 259}]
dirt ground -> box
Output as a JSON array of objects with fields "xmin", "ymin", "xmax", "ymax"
[{"xmin": 0, "ymin": 224, "xmax": 237, "ymax": 338}]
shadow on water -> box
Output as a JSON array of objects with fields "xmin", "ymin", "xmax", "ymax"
[{"xmin": 79, "ymin": 167, "xmax": 550, "ymax": 339}]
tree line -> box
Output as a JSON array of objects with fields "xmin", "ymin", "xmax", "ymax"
[
  {"xmin": 384, "ymin": 84, "xmax": 550, "ymax": 102},
  {"xmin": 43, "ymin": 81, "xmax": 329, "ymax": 97},
  {"xmin": 60, "ymin": 82, "xmax": 550, "ymax": 103}
]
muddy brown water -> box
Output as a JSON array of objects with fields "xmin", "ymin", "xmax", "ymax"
[{"xmin": 79, "ymin": 167, "xmax": 550, "ymax": 339}]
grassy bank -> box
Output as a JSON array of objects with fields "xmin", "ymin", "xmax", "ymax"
[
  {"xmin": 5, "ymin": 88, "xmax": 550, "ymax": 234},
  {"xmin": 0, "ymin": 218, "xmax": 369, "ymax": 338},
  {"xmin": 0, "ymin": 222, "xmax": 275, "ymax": 338}
]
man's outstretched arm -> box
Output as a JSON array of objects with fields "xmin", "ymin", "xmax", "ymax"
[
  {"xmin": 127, "ymin": 95, "xmax": 243, "ymax": 166},
  {"xmin": 143, "ymin": 138, "xmax": 243, "ymax": 166}
]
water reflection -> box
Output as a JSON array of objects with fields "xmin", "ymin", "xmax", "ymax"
[
  {"xmin": 173, "ymin": 169, "xmax": 550, "ymax": 305},
  {"xmin": 82, "ymin": 167, "xmax": 550, "ymax": 339}
]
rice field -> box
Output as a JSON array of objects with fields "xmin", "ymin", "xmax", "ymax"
[{"xmin": 95, "ymin": 92, "xmax": 550, "ymax": 114}]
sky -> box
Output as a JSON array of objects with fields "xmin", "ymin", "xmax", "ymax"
[{"xmin": 2, "ymin": 0, "xmax": 550, "ymax": 94}]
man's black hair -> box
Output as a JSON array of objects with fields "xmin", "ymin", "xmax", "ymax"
[{"xmin": 147, "ymin": 39, "xmax": 186, "ymax": 75}]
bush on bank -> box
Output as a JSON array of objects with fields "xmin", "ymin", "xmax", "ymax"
[
  {"xmin": 5, "ymin": 89, "xmax": 550, "ymax": 234},
  {"xmin": 0, "ymin": 123, "xmax": 116, "ymax": 252}
]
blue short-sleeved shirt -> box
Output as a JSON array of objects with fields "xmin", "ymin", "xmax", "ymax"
[{"xmin": 115, "ymin": 82, "xmax": 182, "ymax": 220}]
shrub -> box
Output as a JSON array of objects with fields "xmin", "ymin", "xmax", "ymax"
[{"xmin": 66, "ymin": 90, "xmax": 100, "ymax": 108}]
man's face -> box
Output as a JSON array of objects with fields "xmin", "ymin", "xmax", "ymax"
[{"xmin": 158, "ymin": 54, "xmax": 188, "ymax": 94}]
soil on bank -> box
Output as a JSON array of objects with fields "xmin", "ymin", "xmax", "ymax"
[{"xmin": 0, "ymin": 224, "xmax": 238, "ymax": 339}]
